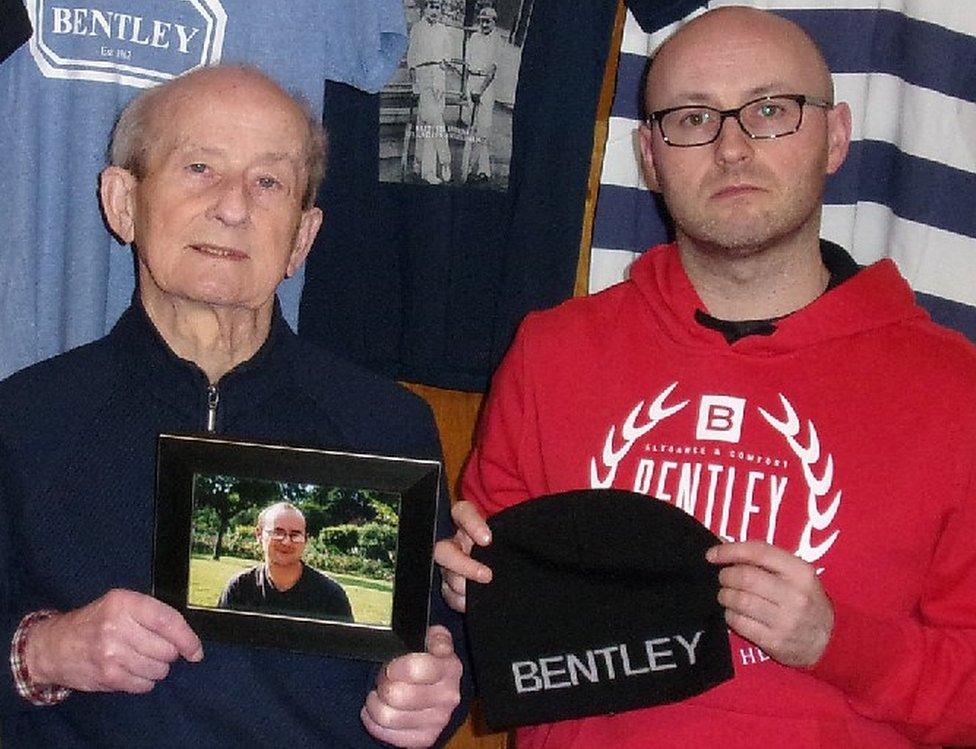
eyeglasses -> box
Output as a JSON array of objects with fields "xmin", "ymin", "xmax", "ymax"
[
  {"xmin": 646, "ymin": 94, "xmax": 832, "ymax": 147},
  {"xmin": 263, "ymin": 528, "xmax": 306, "ymax": 543}
]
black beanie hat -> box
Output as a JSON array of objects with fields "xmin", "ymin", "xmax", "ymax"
[{"xmin": 467, "ymin": 489, "xmax": 734, "ymax": 729}]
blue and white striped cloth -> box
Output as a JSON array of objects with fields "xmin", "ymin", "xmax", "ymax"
[{"xmin": 592, "ymin": 1, "xmax": 976, "ymax": 342}]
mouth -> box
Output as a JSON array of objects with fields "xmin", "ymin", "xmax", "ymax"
[
  {"xmin": 711, "ymin": 183, "xmax": 765, "ymax": 200},
  {"xmin": 190, "ymin": 244, "xmax": 248, "ymax": 261}
]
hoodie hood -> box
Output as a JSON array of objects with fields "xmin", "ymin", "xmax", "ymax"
[{"xmin": 630, "ymin": 243, "xmax": 928, "ymax": 356}]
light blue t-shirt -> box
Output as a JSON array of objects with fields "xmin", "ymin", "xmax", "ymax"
[{"xmin": 0, "ymin": 0, "xmax": 406, "ymax": 379}]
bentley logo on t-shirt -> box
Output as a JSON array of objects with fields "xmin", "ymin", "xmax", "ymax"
[{"xmin": 26, "ymin": 0, "xmax": 226, "ymax": 88}]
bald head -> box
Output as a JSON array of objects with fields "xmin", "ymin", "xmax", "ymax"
[
  {"xmin": 635, "ymin": 3, "xmax": 852, "ymax": 276},
  {"xmin": 645, "ymin": 7, "xmax": 833, "ymax": 115},
  {"xmin": 257, "ymin": 501, "xmax": 306, "ymax": 532},
  {"xmin": 110, "ymin": 65, "xmax": 327, "ymax": 209}
]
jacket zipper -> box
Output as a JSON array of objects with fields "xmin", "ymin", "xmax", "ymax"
[{"xmin": 206, "ymin": 384, "xmax": 219, "ymax": 432}]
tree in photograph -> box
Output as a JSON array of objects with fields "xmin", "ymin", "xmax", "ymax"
[{"xmin": 194, "ymin": 474, "xmax": 282, "ymax": 560}]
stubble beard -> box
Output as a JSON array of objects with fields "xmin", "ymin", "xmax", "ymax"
[{"xmin": 664, "ymin": 169, "xmax": 826, "ymax": 259}]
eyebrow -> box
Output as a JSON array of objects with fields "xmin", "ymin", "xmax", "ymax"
[
  {"xmin": 664, "ymin": 82, "xmax": 795, "ymax": 107},
  {"xmin": 174, "ymin": 144, "xmax": 301, "ymax": 165}
]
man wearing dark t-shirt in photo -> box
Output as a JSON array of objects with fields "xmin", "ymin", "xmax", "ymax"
[{"xmin": 219, "ymin": 502, "xmax": 353, "ymax": 621}]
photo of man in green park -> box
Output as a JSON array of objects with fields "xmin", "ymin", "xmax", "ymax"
[
  {"xmin": 188, "ymin": 475, "xmax": 399, "ymax": 626},
  {"xmin": 218, "ymin": 502, "xmax": 353, "ymax": 621}
]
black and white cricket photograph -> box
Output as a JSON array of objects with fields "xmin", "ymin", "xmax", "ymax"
[{"xmin": 379, "ymin": 0, "xmax": 534, "ymax": 189}]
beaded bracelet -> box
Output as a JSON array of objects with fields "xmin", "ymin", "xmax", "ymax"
[{"xmin": 10, "ymin": 610, "xmax": 72, "ymax": 706}]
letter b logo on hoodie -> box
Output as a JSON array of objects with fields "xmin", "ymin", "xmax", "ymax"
[{"xmin": 696, "ymin": 396, "xmax": 745, "ymax": 443}]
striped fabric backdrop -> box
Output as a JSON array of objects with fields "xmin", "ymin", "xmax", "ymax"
[{"xmin": 591, "ymin": 1, "xmax": 976, "ymax": 342}]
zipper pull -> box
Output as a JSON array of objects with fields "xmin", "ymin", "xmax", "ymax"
[{"xmin": 206, "ymin": 384, "xmax": 219, "ymax": 432}]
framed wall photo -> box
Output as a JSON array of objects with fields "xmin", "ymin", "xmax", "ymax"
[{"xmin": 152, "ymin": 433, "xmax": 441, "ymax": 662}]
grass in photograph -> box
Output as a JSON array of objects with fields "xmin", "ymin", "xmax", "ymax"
[{"xmin": 188, "ymin": 554, "xmax": 393, "ymax": 625}]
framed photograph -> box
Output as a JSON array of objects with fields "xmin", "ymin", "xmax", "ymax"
[
  {"xmin": 152, "ymin": 433, "xmax": 441, "ymax": 662},
  {"xmin": 378, "ymin": 0, "xmax": 535, "ymax": 190}
]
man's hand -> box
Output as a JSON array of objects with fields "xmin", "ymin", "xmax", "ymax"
[
  {"xmin": 361, "ymin": 625, "xmax": 462, "ymax": 748},
  {"xmin": 432, "ymin": 500, "xmax": 492, "ymax": 613},
  {"xmin": 25, "ymin": 589, "xmax": 203, "ymax": 693},
  {"xmin": 707, "ymin": 540, "xmax": 834, "ymax": 667}
]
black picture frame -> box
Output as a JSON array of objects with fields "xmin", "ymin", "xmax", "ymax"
[{"xmin": 153, "ymin": 433, "xmax": 441, "ymax": 662}]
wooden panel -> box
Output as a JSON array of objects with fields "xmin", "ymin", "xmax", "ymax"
[
  {"xmin": 401, "ymin": 4, "xmax": 626, "ymax": 746},
  {"xmin": 576, "ymin": 0, "xmax": 627, "ymax": 298},
  {"xmin": 405, "ymin": 382, "xmax": 484, "ymax": 501},
  {"xmin": 404, "ymin": 382, "xmax": 511, "ymax": 749}
]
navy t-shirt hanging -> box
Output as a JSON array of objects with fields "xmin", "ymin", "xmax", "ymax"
[
  {"xmin": 1, "ymin": 0, "xmax": 31, "ymax": 64},
  {"xmin": 299, "ymin": 0, "xmax": 702, "ymax": 391}
]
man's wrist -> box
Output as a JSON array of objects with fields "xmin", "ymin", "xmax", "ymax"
[{"xmin": 10, "ymin": 610, "xmax": 71, "ymax": 706}]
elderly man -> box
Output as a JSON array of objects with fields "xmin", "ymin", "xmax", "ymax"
[
  {"xmin": 0, "ymin": 64, "xmax": 465, "ymax": 747},
  {"xmin": 436, "ymin": 6, "xmax": 976, "ymax": 747},
  {"xmin": 218, "ymin": 502, "xmax": 353, "ymax": 620}
]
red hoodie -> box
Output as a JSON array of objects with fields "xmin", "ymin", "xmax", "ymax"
[{"xmin": 462, "ymin": 243, "xmax": 976, "ymax": 748}]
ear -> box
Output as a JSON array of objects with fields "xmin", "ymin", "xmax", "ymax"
[
  {"xmin": 100, "ymin": 166, "xmax": 139, "ymax": 244},
  {"xmin": 637, "ymin": 122, "xmax": 662, "ymax": 193},
  {"xmin": 286, "ymin": 206, "xmax": 323, "ymax": 278},
  {"xmin": 824, "ymin": 102, "xmax": 852, "ymax": 176}
]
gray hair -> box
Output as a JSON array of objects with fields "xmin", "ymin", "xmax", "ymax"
[{"xmin": 108, "ymin": 64, "xmax": 327, "ymax": 210}]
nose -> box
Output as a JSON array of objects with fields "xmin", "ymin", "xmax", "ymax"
[
  {"xmin": 209, "ymin": 175, "xmax": 251, "ymax": 226},
  {"xmin": 713, "ymin": 114, "xmax": 754, "ymax": 167}
]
